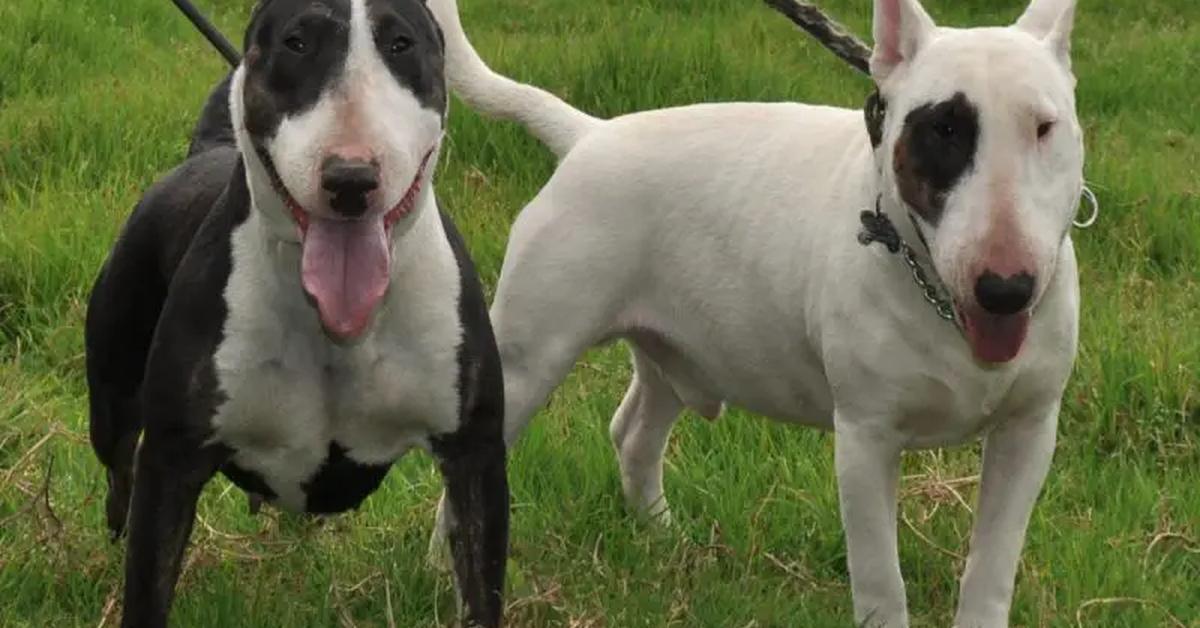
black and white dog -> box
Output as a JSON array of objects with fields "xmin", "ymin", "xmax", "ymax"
[{"xmin": 85, "ymin": 1, "xmax": 507, "ymax": 626}]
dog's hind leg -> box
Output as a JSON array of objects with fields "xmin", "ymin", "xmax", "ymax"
[
  {"xmin": 489, "ymin": 201, "xmax": 627, "ymax": 446},
  {"xmin": 493, "ymin": 328, "xmax": 593, "ymax": 447},
  {"xmin": 87, "ymin": 385, "xmax": 142, "ymax": 540},
  {"xmin": 609, "ymin": 346, "xmax": 683, "ymax": 523},
  {"xmin": 85, "ymin": 254, "xmax": 166, "ymax": 539}
]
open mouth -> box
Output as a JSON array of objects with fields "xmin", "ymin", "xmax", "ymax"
[
  {"xmin": 271, "ymin": 148, "xmax": 436, "ymax": 340},
  {"xmin": 956, "ymin": 305, "xmax": 1031, "ymax": 365}
]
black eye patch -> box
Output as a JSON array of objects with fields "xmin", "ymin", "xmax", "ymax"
[
  {"xmin": 366, "ymin": 0, "xmax": 446, "ymax": 113},
  {"xmin": 892, "ymin": 92, "xmax": 980, "ymax": 226},
  {"xmin": 241, "ymin": 1, "xmax": 352, "ymax": 140}
]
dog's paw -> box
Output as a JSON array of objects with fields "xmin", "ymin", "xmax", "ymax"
[
  {"xmin": 627, "ymin": 505, "xmax": 674, "ymax": 531},
  {"xmin": 645, "ymin": 506, "xmax": 673, "ymax": 528},
  {"xmin": 104, "ymin": 506, "xmax": 127, "ymax": 542},
  {"xmin": 628, "ymin": 495, "xmax": 673, "ymax": 528},
  {"xmin": 247, "ymin": 492, "xmax": 265, "ymax": 515},
  {"xmin": 104, "ymin": 508, "xmax": 128, "ymax": 542}
]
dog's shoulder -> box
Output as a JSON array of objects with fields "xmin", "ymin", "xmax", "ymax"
[
  {"xmin": 430, "ymin": 203, "xmax": 504, "ymax": 448},
  {"xmin": 89, "ymin": 146, "xmax": 239, "ymax": 347},
  {"xmin": 187, "ymin": 73, "xmax": 237, "ymax": 158},
  {"xmin": 139, "ymin": 157, "xmax": 251, "ymax": 430},
  {"xmin": 123, "ymin": 145, "xmax": 240, "ymax": 279},
  {"xmin": 436, "ymin": 205, "xmax": 489, "ymax": 335}
]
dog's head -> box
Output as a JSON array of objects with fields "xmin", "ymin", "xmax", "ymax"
[
  {"xmin": 870, "ymin": 0, "xmax": 1082, "ymax": 364},
  {"xmin": 230, "ymin": 0, "xmax": 446, "ymax": 340}
]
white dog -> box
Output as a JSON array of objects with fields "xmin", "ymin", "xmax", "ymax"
[{"xmin": 429, "ymin": 0, "xmax": 1083, "ymax": 625}]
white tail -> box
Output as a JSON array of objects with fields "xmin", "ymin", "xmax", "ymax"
[{"xmin": 426, "ymin": 0, "xmax": 601, "ymax": 158}]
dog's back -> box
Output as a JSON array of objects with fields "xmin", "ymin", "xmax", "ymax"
[{"xmin": 188, "ymin": 73, "xmax": 237, "ymax": 158}]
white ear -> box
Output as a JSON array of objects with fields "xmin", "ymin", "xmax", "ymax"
[
  {"xmin": 1016, "ymin": 0, "xmax": 1076, "ymax": 67},
  {"xmin": 870, "ymin": 0, "xmax": 938, "ymax": 84}
]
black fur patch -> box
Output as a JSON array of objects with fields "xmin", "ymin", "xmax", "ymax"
[
  {"xmin": 221, "ymin": 461, "xmax": 278, "ymax": 501},
  {"xmin": 428, "ymin": 207, "xmax": 508, "ymax": 628},
  {"xmin": 367, "ymin": 0, "xmax": 447, "ymax": 113},
  {"xmin": 240, "ymin": 0, "xmax": 353, "ymax": 139},
  {"xmin": 864, "ymin": 89, "xmax": 887, "ymax": 149},
  {"xmin": 188, "ymin": 73, "xmax": 237, "ymax": 157},
  {"xmin": 892, "ymin": 92, "xmax": 980, "ymax": 225},
  {"xmin": 431, "ymin": 208, "xmax": 505, "ymax": 451},
  {"xmin": 302, "ymin": 442, "xmax": 392, "ymax": 513}
]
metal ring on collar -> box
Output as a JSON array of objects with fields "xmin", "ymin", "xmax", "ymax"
[{"xmin": 1074, "ymin": 185, "xmax": 1100, "ymax": 229}]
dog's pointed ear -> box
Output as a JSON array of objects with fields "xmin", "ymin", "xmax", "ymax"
[
  {"xmin": 1016, "ymin": 0, "xmax": 1077, "ymax": 68},
  {"xmin": 870, "ymin": 0, "xmax": 938, "ymax": 86}
]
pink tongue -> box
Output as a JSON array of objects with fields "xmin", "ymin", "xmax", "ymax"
[
  {"xmin": 963, "ymin": 310, "xmax": 1030, "ymax": 364},
  {"xmin": 300, "ymin": 217, "xmax": 390, "ymax": 339}
]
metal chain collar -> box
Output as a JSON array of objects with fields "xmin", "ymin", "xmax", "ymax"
[
  {"xmin": 858, "ymin": 200, "xmax": 960, "ymax": 328},
  {"xmin": 899, "ymin": 241, "xmax": 958, "ymax": 324}
]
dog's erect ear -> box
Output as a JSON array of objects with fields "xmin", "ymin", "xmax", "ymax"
[
  {"xmin": 870, "ymin": 0, "xmax": 937, "ymax": 85},
  {"xmin": 1016, "ymin": 0, "xmax": 1076, "ymax": 68}
]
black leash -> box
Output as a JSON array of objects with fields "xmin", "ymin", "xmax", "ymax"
[
  {"xmin": 763, "ymin": 0, "xmax": 871, "ymax": 76},
  {"xmin": 170, "ymin": 0, "xmax": 241, "ymax": 67}
]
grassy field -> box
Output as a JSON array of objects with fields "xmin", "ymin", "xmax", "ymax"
[{"xmin": 1, "ymin": 0, "xmax": 1198, "ymax": 625}]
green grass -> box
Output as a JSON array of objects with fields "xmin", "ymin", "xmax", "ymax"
[{"xmin": 1, "ymin": 0, "xmax": 1198, "ymax": 625}]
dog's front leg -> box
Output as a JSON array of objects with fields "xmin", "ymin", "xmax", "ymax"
[
  {"xmin": 121, "ymin": 437, "xmax": 221, "ymax": 628},
  {"xmin": 834, "ymin": 416, "xmax": 907, "ymax": 627},
  {"xmin": 955, "ymin": 406, "xmax": 1058, "ymax": 628},
  {"xmin": 436, "ymin": 440, "xmax": 509, "ymax": 628}
]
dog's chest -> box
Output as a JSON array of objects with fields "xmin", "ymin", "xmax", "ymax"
[
  {"xmin": 832, "ymin": 322, "xmax": 1070, "ymax": 448},
  {"xmin": 209, "ymin": 213, "xmax": 464, "ymax": 512},
  {"xmin": 889, "ymin": 364, "xmax": 1022, "ymax": 446}
]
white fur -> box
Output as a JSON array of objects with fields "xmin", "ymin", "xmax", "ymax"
[
  {"xmin": 212, "ymin": 0, "xmax": 463, "ymax": 512},
  {"xmin": 433, "ymin": 0, "xmax": 1082, "ymax": 625}
]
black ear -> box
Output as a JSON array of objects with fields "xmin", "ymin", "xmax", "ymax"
[
  {"xmin": 415, "ymin": 0, "xmax": 446, "ymax": 48},
  {"xmin": 243, "ymin": 0, "xmax": 277, "ymax": 53}
]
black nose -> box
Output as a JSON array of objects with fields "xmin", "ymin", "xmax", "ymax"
[
  {"xmin": 974, "ymin": 271, "xmax": 1035, "ymax": 315},
  {"xmin": 321, "ymin": 157, "xmax": 379, "ymax": 217}
]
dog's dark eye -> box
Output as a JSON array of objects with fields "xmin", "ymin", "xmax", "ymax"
[
  {"xmin": 284, "ymin": 34, "xmax": 307, "ymax": 54},
  {"xmin": 389, "ymin": 35, "xmax": 412, "ymax": 55},
  {"xmin": 1037, "ymin": 121, "xmax": 1054, "ymax": 140},
  {"xmin": 934, "ymin": 121, "xmax": 956, "ymax": 140}
]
